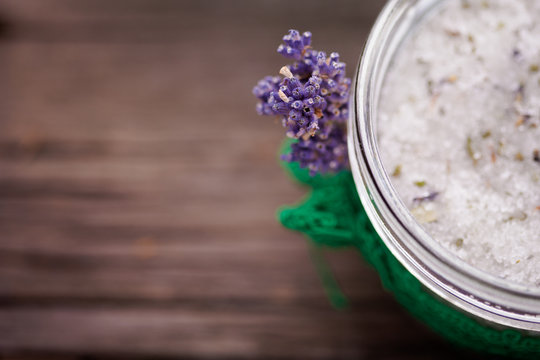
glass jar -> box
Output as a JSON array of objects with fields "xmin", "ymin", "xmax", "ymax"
[{"xmin": 349, "ymin": 0, "xmax": 540, "ymax": 332}]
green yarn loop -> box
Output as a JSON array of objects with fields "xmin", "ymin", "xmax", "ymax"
[{"xmin": 277, "ymin": 140, "xmax": 540, "ymax": 358}]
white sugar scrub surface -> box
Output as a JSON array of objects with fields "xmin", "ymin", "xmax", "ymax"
[{"xmin": 378, "ymin": 0, "xmax": 540, "ymax": 287}]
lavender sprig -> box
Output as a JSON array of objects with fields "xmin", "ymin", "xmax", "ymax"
[
  {"xmin": 277, "ymin": 30, "xmax": 312, "ymax": 60},
  {"xmin": 282, "ymin": 126, "xmax": 348, "ymax": 176},
  {"xmin": 253, "ymin": 29, "xmax": 350, "ymax": 175}
]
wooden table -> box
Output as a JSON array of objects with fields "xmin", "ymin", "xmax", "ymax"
[{"xmin": 0, "ymin": 1, "xmax": 490, "ymax": 359}]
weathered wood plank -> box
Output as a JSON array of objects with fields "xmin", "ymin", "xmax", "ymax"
[{"xmin": 0, "ymin": 305, "xmax": 474, "ymax": 360}]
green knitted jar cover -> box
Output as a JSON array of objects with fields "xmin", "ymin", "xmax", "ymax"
[{"xmin": 278, "ymin": 141, "xmax": 540, "ymax": 358}]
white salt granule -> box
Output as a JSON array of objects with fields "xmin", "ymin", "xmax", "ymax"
[{"xmin": 379, "ymin": 0, "xmax": 540, "ymax": 287}]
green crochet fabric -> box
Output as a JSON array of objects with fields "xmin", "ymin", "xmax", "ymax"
[{"xmin": 278, "ymin": 142, "xmax": 540, "ymax": 358}]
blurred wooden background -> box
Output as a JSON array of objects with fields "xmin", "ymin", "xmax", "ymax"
[{"xmin": 0, "ymin": 1, "xmax": 490, "ymax": 359}]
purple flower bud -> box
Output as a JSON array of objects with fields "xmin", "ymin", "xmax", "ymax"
[
  {"xmin": 307, "ymin": 121, "xmax": 319, "ymax": 134},
  {"xmin": 279, "ymin": 85, "xmax": 290, "ymax": 96},
  {"xmin": 291, "ymin": 100, "xmax": 303, "ymax": 110},
  {"xmin": 316, "ymin": 51, "xmax": 327, "ymax": 66},
  {"xmin": 283, "ymin": 30, "xmax": 300, "ymax": 46},
  {"xmin": 291, "ymin": 87, "xmax": 303, "ymax": 99},
  {"xmin": 296, "ymin": 127, "xmax": 307, "ymax": 138},
  {"xmin": 313, "ymin": 95, "xmax": 327, "ymax": 110},
  {"xmin": 277, "ymin": 44, "xmax": 301, "ymax": 59},
  {"xmin": 328, "ymin": 91, "xmax": 347, "ymax": 104},
  {"xmin": 304, "ymin": 85, "xmax": 317, "ymax": 98},
  {"xmin": 252, "ymin": 76, "xmax": 280, "ymax": 102},
  {"xmin": 309, "ymin": 76, "xmax": 322, "ymax": 86},
  {"xmin": 281, "ymin": 118, "xmax": 288, "ymax": 128},
  {"xmin": 324, "ymin": 79, "xmax": 337, "ymax": 91},
  {"xmin": 303, "ymin": 98, "xmax": 315, "ymax": 107},
  {"xmin": 272, "ymin": 102, "xmax": 289, "ymax": 115},
  {"xmin": 297, "ymin": 117, "xmax": 308, "ymax": 127},
  {"xmin": 285, "ymin": 77, "xmax": 301, "ymax": 90},
  {"xmin": 302, "ymin": 31, "xmax": 312, "ymax": 47},
  {"xmin": 278, "ymin": 29, "xmax": 312, "ymax": 60},
  {"xmin": 326, "ymin": 104, "xmax": 342, "ymax": 120},
  {"xmin": 270, "ymin": 91, "xmax": 280, "ymax": 102},
  {"xmin": 288, "ymin": 110, "xmax": 302, "ymax": 121},
  {"xmin": 340, "ymin": 107, "xmax": 349, "ymax": 120},
  {"xmin": 333, "ymin": 144, "xmax": 347, "ymax": 156},
  {"xmin": 256, "ymin": 102, "xmax": 274, "ymax": 116}
]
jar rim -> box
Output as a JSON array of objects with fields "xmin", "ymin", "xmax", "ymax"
[{"xmin": 349, "ymin": 0, "xmax": 540, "ymax": 332}]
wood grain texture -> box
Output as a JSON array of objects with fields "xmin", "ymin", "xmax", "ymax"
[{"xmin": 0, "ymin": 1, "xmax": 491, "ymax": 359}]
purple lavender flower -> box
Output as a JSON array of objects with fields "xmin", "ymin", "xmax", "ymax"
[
  {"xmin": 270, "ymin": 70, "xmax": 327, "ymax": 138},
  {"xmin": 253, "ymin": 29, "xmax": 350, "ymax": 175},
  {"xmin": 253, "ymin": 75, "xmax": 281, "ymax": 116},
  {"xmin": 277, "ymin": 30, "xmax": 312, "ymax": 60},
  {"xmin": 281, "ymin": 126, "xmax": 349, "ymax": 176}
]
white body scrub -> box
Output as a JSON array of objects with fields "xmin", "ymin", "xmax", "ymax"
[{"xmin": 378, "ymin": 0, "xmax": 540, "ymax": 286}]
